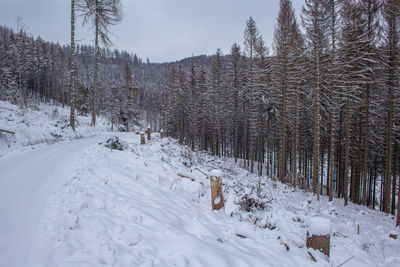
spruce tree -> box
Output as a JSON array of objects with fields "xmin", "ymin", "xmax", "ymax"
[
  {"xmin": 244, "ymin": 17, "xmax": 261, "ymax": 173},
  {"xmin": 273, "ymin": 0, "xmax": 302, "ymax": 182},
  {"xmin": 227, "ymin": 43, "xmax": 245, "ymax": 163}
]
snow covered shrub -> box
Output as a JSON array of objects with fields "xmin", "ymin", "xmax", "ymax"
[
  {"xmin": 103, "ymin": 136, "xmax": 127, "ymax": 150},
  {"xmin": 239, "ymin": 194, "xmax": 266, "ymax": 212}
]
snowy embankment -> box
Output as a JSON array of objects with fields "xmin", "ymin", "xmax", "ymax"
[
  {"xmin": 44, "ymin": 134, "xmax": 399, "ymax": 267},
  {"xmin": 0, "ymin": 100, "xmax": 108, "ymax": 157}
]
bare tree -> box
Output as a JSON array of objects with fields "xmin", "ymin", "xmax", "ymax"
[{"xmin": 79, "ymin": 0, "xmax": 122, "ymax": 126}]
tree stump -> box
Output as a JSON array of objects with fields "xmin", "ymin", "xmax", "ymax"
[
  {"xmin": 389, "ymin": 233, "xmax": 398, "ymax": 240},
  {"xmin": 140, "ymin": 133, "xmax": 145, "ymax": 144},
  {"xmin": 306, "ymin": 216, "xmax": 331, "ymax": 257},
  {"xmin": 210, "ymin": 173, "xmax": 224, "ymax": 210},
  {"xmin": 160, "ymin": 129, "xmax": 164, "ymax": 139},
  {"xmin": 146, "ymin": 127, "xmax": 151, "ymax": 140}
]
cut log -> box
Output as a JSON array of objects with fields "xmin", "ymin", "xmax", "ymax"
[
  {"xmin": 389, "ymin": 233, "xmax": 398, "ymax": 240},
  {"xmin": 306, "ymin": 232, "xmax": 330, "ymax": 257},
  {"xmin": 146, "ymin": 127, "xmax": 151, "ymax": 140},
  {"xmin": 210, "ymin": 175, "xmax": 224, "ymax": 210},
  {"xmin": 140, "ymin": 133, "xmax": 145, "ymax": 144},
  {"xmin": 306, "ymin": 216, "xmax": 331, "ymax": 257}
]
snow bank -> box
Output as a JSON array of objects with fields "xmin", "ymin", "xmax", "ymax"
[
  {"xmin": 0, "ymin": 100, "xmax": 109, "ymax": 156},
  {"xmin": 308, "ymin": 216, "xmax": 331, "ymax": 235}
]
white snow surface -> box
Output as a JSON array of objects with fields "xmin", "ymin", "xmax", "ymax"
[
  {"xmin": 1, "ymin": 101, "xmax": 400, "ymax": 267},
  {"xmin": 308, "ymin": 216, "xmax": 331, "ymax": 235},
  {"xmin": 209, "ymin": 169, "xmax": 223, "ymax": 178},
  {"xmin": 0, "ymin": 135, "xmax": 107, "ymax": 267}
]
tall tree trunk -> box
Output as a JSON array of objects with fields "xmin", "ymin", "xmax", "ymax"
[
  {"xmin": 91, "ymin": 0, "xmax": 99, "ymax": 126},
  {"xmin": 373, "ymin": 161, "xmax": 377, "ymax": 209},
  {"xmin": 279, "ymin": 73, "xmax": 287, "ymax": 182},
  {"xmin": 362, "ymin": 86, "xmax": 369, "ymax": 205},
  {"xmin": 234, "ymin": 90, "xmax": 239, "ymax": 163},
  {"xmin": 327, "ymin": 110, "xmax": 335, "ymax": 201},
  {"xmin": 383, "ymin": 0, "xmax": 397, "ymax": 214},
  {"xmin": 313, "ymin": 47, "xmax": 321, "ymax": 201},
  {"xmin": 258, "ymin": 103, "xmax": 263, "ymax": 176},
  {"xmin": 69, "ymin": 0, "xmax": 76, "ymax": 131},
  {"xmin": 397, "ymin": 154, "xmax": 400, "ymax": 226},
  {"xmin": 337, "ymin": 110, "xmax": 344, "ymax": 198},
  {"xmin": 384, "ymin": 60, "xmax": 394, "ymax": 214},
  {"xmin": 249, "ymin": 57, "xmax": 255, "ymax": 174},
  {"xmin": 391, "ymin": 147, "xmax": 396, "ymax": 215},
  {"xmin": 344, "ymin": 103, "xmax": 351, "ymax": 206},
  {"xmin": 354, "ymin": 114, "xmax": 363, "ymax": 204},
  {"xmin": 327, "ymin": 0, "xmax": 337, "ymax": 202},
  {"xmin": 320, "ymin": 145, "xmax": 324, "ymax": 194},
  {"xmin": 292, "ymin": 86, "xmax": 299, "ymax": 187}
]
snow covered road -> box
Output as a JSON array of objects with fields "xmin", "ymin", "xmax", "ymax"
[{"xmin": 0, "ymin": 136, "xmax": 107, "ymax": 267}]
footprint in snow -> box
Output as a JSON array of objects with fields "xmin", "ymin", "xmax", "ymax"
[{"xmin": 124, "ymin": 233, "xmax": 142, "ymax": 246}]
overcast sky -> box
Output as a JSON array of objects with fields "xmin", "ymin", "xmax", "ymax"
[{"xmin": 0, "ymin": 0, "xmax": 304, "ymax": 63}]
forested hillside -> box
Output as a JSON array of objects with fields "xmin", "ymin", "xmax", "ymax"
[
  {"xmin": 0, "ymin": 24, "xmax": 216, "ymax": 130},
  {"xmin": 0, "ymin": 25, "xmax": 161, "ymax": 112}
]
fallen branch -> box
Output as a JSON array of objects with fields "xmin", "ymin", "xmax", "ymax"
[
  {"xmin": 177, "ymin": 173, "xmax": 195, "ymax": 181},
  {"xmin": 0, "ymin": 128, "xmax": 15, "ymax": 135},
  {"xmin": 337, "ymin": 256, "xmax": 354, "ymax": 267},
  {"xmin": 283, "ymin": 243, "xmax": 290, "ymax": 251},
  {"xmin": 236, "ymin": 233, "xmax": 247, "ymax": 238},
  {"xmin": 307, "ymin": 251, "xmax": 316, "ymax": 262}
]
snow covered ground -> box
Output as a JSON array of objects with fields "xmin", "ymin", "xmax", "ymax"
[{"xmin": 1, "ymin": 102, "xmax": 400, "ymax": 267}]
